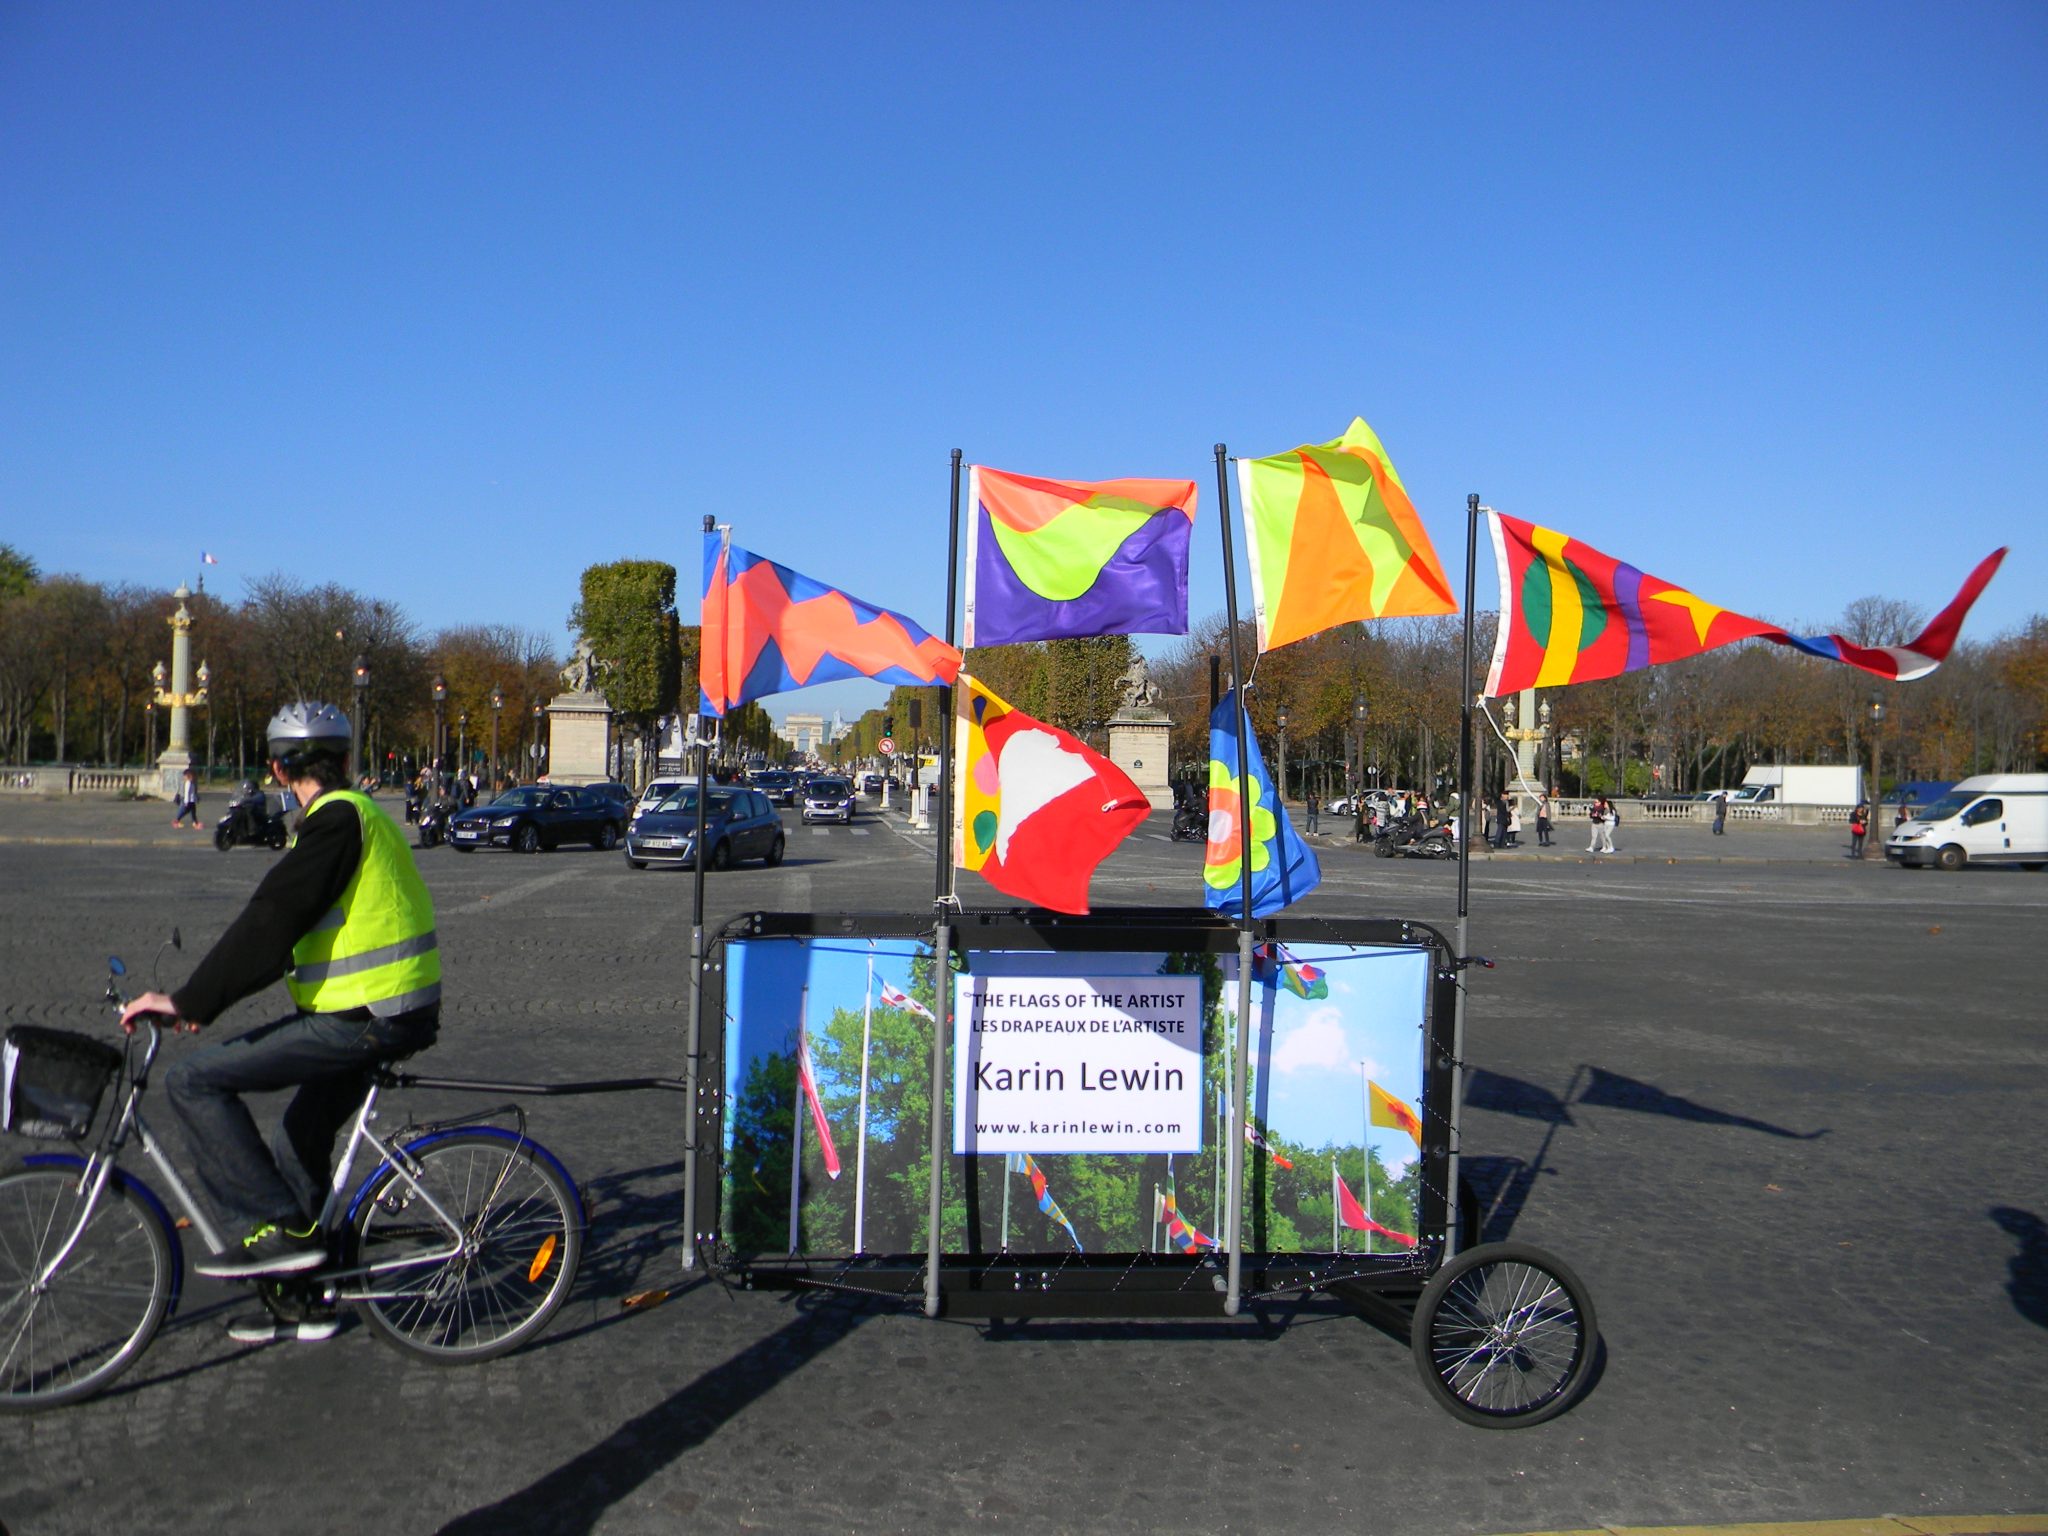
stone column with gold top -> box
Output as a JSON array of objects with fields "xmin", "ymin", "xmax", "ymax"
[{"xmin": 152, "ymin": 584, "xmax": 209, "ymax": 800}]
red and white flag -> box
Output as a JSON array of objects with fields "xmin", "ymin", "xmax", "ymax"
[
  {"xmin": 1245, "ymin": 1123, "xmax": 1294, "ymax": 1170},
  {"xmin": 796, "ymin": 1035, "xmax": 841, "ymax": 1179},
  {"xmin": 878, "ymin": 980, "xmax": 935, "ymax": 1021},
  {"xmin": 1334, "ymin": 1166, "xmax": 1416, "ymax": 1247}
]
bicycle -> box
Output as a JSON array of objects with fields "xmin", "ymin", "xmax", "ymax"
[{"xmin": 0, "ymin": 953, "xmax": 586, "ymax": 1410}]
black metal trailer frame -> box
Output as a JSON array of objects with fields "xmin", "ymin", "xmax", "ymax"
[{"xmin": 683, "ymin": 906, "xmax": 1599, "ymax": 1428}]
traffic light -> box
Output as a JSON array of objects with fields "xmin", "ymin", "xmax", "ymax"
[
  {"xmin": 907, "ymin": 701, "xmax": 922, "ymax": 730},
  {"xmin": 883, "ymin": 715, "xmax": 894, "ymax": 737}
]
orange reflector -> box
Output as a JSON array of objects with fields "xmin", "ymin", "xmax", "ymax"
[{"xmin": 527, "ymin": 1235, "xmax": 558, "ymax": 1283}]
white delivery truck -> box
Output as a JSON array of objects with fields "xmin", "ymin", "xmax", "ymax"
[
  {"xmin": 1727, "ymin": 765, "xmax": 1864, "ymax": 806},
  {"xmin": 1884, "ymin": 774, "xmax": 2048, "ymax": 870}
]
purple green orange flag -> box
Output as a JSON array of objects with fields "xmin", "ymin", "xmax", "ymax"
[
  {"xmin": 1485, "ymin": 512, "xmax": 2007, "ymax": 694},
  {"xmin": 964, "ymin": 466, "xmax": 1196, "ymax": 646},
  {"xmin": 1236, "ymin": 418, "xmax": 1457, "ymax": 653}
]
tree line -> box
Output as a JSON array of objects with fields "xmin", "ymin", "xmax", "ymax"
[
  {"xmin": 1143, "ymin": 604, "xmax": 2048, "ymax": 799},
  {"xmin": 10, "ymin": 534, "xmax": 2042, "ymax": 795}
]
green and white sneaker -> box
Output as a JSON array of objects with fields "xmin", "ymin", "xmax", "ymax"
[
  {"xmin": 197, "ymin": 1221, "xmax": 327, "ymax": 1278},
  {"xmin": 227, "ymin": 1313, "xmax": 340, "ymax": 1343}
]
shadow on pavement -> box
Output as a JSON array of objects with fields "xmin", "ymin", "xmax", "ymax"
[
  {"xmin": 1991, "ymin": 1206, "xmax": 2048, "ymax": 1329},
  {"xmin": 431, "ymin": 1292, "xmax": 873, "ymax": 1536},
  {"xmin": 1465, "ymin": 1064, "xmax": 1827, "ymax": 1140}
]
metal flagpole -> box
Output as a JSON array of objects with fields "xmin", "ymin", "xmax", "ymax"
[
  {"xmin": 1214, "ymin": 444, "xmax": 1255, "ymax": 1316},
  {"xmin": 1001, "ymin": 1156, "xmax": 1012, "ymax": 1250},
  {"xmin": 925, "ymin": 449, "xmax": 965, "ymax": 1318},
  {"xmin": 1330, "ymin": 1157, "xmax": 1339, "ymax": 1251},
  {"xmin": 1360, "ymin": 1064, "xmax": 1372, "ymax": 1256},
  {"xmin": 788, "ymin": 990, "xmax": 808, "ymax": 1256},
  {"xmin": 1448, "ymin": 494, "xmax": 1482, "ymax": 1259},
  {"xmin": 681, "ymin": 512, "xmax": 725, "ymax": 1272},
  {"xmin": 1213, "ymin": 1085, "xmax": 1224, "ymax": 1241},
  {"xmin": 854, "ymin": 944, "xmax": 875, "ymax": 1253}
]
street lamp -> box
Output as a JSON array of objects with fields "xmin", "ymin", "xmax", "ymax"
[
  {"xmin": 1352, "ymin": 692, "xmax": 1368, "ymax": 796},
  {"xmin": 458, "ymin": 711, "xmax": 469, "ymax": 778},
  {"xmin": 1538, "ymin": 697, "xmax": 1554, "ymax": 793},
  {"xmin": 1275, "ymin": 703, "xmax": 1289, "ymax": 806},
  {"xmin": 1866, "ymin": 692, "xmax": 1885, "ymax": 860},
  {"xmin": 490, "ymin": 687, "xmax": 504, "ymax": 787},
  {"xmin": 351, "ymin": 654, "xmax": 369, "ymax": 783},
  {"xmin": 431, "ymin": 675, "xmax": 447, "ymax": 771},
  {"xmin": 531, "ymin": 698, "xmax": 544, "ymax": 779}
]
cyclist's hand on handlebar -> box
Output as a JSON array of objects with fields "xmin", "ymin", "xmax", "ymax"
[{"xmin": 119, "ymin": 991, "xmax": 196, "ymax": 1035}]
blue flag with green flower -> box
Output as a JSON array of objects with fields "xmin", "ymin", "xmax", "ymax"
[{"xmin": 1203, "ymin": 691, "xmax": 1321, "ymax": 917}]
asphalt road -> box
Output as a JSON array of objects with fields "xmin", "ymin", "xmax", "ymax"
[{"xmin": 2, "ymin": 794, "xmax": 2044, "ymax": 1536}]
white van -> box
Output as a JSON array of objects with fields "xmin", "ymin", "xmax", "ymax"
[{"xmin": 1884, "ymin": 773, "xmax": 2048, "ymax": 870}]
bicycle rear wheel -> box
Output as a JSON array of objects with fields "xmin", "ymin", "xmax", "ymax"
[
  {"xmin": 346, "ymin": 1129, "xmax": 582, "ymax": 1363},
  {"xmin": 0, "ymin": 1165, "xmax": 175, "ymax": 1410}
]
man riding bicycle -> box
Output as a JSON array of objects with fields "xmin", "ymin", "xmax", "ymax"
[{"xmin": 118, "ymin": 700, "xmax": 441, "ymax": 1335}]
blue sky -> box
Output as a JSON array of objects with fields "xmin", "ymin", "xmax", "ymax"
[{"xmin": 4, "ymin": 3, "xmax": 2041, "ymax": 726}]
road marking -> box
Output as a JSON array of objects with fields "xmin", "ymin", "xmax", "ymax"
[
  {"xmin": 1496, "ymin": 1519, "xmax": 2048, "ymax": 1536},
  {"xmin": 440, "ymin": 866, "xmax": 589, "ymax": 915}
]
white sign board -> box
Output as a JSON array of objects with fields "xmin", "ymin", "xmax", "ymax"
[{"xmin": 952, "ymin": 974, "xmax": 1203, "ymax": 1154}]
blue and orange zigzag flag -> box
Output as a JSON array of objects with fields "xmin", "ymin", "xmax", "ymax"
[
  {"xmin": 700, "ymin": 534, "xmax": 962, "ymax": 717},
  {"xmin": 1485, "ymin": 512, "xmax": 2006, "ymax": 695},
  {"xmin": 1011, "ymin": 1153, "xmax": 1084, "ymax": 1251}
]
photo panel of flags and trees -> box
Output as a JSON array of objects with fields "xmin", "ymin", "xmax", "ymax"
[{"xmin": 718, "ymin": 918, "xmax": 1437, "ymax": 1261}]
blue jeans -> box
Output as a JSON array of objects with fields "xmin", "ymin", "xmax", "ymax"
[{"xmin": 164, "ymin": 1007, "xmax": 439, "ymax": 1231}]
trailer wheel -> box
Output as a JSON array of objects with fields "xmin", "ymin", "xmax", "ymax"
[{"xmin": 1411, "ymin": 1241, "xmax": 1597, "ymax": 1428}]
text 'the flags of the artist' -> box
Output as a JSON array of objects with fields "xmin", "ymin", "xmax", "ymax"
[
  {"xmin": 1237, "ymin": 418, "xmax": 1457, "ymax": 653},
  {"xmin": 700, "ymin": 533, "xmax": 962, "ymax": 717},
  {"xmin": 965, "ymin": 466, "xmax": 1196, "ymax": 646},
  {"xmin": 955, "ymin": 674, "xmax": 1150, "ymax": 914}
]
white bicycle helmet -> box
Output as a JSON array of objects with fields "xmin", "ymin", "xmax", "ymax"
[{"xmin": 265, "ymin": 700, "xmax": 352, "ymax": 770}]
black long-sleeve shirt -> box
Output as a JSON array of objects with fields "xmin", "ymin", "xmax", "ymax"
[{"xmin": 171, "ymin": 799, "xmax": 362, "ymax": 1026}]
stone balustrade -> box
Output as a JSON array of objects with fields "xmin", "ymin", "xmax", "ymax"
[{"xmin": 1, "ymin": 765, "xmax": 157, "ymax": 797}]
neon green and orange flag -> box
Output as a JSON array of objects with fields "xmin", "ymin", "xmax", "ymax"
[{"xmin": 1236, "ymin": 418, "xmax": 1457, "ymax": 652}]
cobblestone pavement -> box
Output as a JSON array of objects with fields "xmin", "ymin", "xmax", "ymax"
[{"xmin": 1, "ymin": 794, "xmax": 2044, "ymax": 1535}]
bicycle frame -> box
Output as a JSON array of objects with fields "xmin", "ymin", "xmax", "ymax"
[{"xmin": 33, "ymin": 1021, "xmax": 478, "ymax": 1305}]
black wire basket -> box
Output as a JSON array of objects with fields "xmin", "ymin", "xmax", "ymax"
[{"xmin": 1, "ymin": 1025, "xmax": 124, "ymax": 1141}]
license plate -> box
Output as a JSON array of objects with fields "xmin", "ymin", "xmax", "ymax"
[{"xmin": 453, "ymin": 828, "xmax": 480, "ymax": 841}]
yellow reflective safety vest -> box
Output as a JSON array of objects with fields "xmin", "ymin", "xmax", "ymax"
[{"xmin": 287, "ymin": 789, "xmax": 442, "ymax": 1016}]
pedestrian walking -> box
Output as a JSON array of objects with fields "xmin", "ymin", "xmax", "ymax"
[
  {"xmin": 1506, "ymin": 799, "xmax": 1523, "ymax": 848},
  {"xmin": 1305, "ymin": 791, "xmax": 1319, "ymax": 834},
  {"xmin": 1602, "ymin": 797, "xmax": 1619, "ymax": 854},
  {"xmin": 1587, "ymin": 796, "xmax": 1616, "ymax": 855},
  {"xmin": 1712, "ymin": 791, "xmax": 1728, "ymax": 836},
  {"xmin": 172, "ymin": 766, "xmax": 200, "ymax": 828},
  {"xmin": 1848, "ymin": 800, "xmax": 1870, "ymax": 858},
  {"xmin": 1535, "ymin": 790, "xmax": 1553, "ymax": 847}
]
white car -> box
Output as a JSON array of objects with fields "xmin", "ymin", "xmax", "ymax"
[{"xmin": 631, "ymin": 777, "xmax": 700, "ymax": 828}]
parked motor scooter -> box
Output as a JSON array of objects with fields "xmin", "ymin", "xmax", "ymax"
[
  {"xmin": 1371, "ymin": 812, "xmax": 1458, "ymax": 861},
  {"xmin": 214, "ymin": 782, "xmax": 290, "ymax": 852}
]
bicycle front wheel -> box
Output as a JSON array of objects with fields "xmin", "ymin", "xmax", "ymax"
[
  {"xmin": 347, "ymin": 1129, "xmax": 582, "ymax": 1363},
  {"xmin": 0, "ymin": 1165, "xmax": 175, "ymax": 1411},
  {"xmin": 1410, "ymin": 1240, "xmax": 1597, "ymax": 1428}
]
